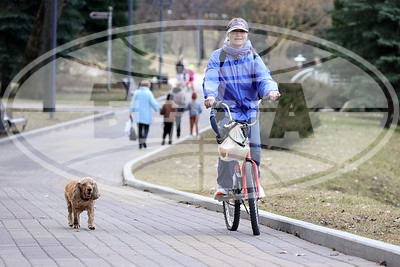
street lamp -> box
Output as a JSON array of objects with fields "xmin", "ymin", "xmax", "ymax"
[
  {"xmin": 107, "ymin": 6, "xmax": 113, "ymax": 91},
  {"xmin": 125, "ymin": 0, "xmax": 134, "ymax": 100},
  {"xmin": 193, "ymin": 0, "xmax": 209, "ymax": 69},
  {"xmin": 43, "ymin": 0, "xmax": 57, "ymax": 118},
  {"xmin": 152, "ymin": 0, "xmax": 172, "ymax": 89},
  {"xmin": 294, "ymin": 53, "xmax": 306, "ymax": 69}
]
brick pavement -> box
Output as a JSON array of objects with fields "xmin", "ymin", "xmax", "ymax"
[{"xmin": 0, "ymin": 150, "xmax": 378, "ymax": 266}]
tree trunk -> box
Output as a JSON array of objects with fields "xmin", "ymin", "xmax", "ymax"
[
  {"xmin": 17, "ymin": 0, "xmax": 64, "ymax": 99},
  {"xmin": 22, "ymin": 0, "xmax": 64, "ymax": 68}
]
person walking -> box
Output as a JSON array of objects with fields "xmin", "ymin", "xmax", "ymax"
[
  {"xmin": 184, "ymin": 64, "xmax": 195, "ymax": 91},
  {"xmin": 160, "ymin": 94, "xmax": 177, "ymax": 145},
  {"xmin": 203, "ymin": 18, "xmax": 280, "ymax": 198},
  {"xmin": 170, "ymin": 81, "xmax": 187, "ymax": 139},
  {"xmin": 130, "ymin": 80, "xmax": 160, "ymax": 149},
  {"xmin": 175, "ymin": 55, "xmax": 185, "ymax": 82},
  {"xmin": 186, "ymin": 92, "xmax": 202, "ymax": 138}
]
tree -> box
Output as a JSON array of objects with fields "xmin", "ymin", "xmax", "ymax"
[
  {"xmin": 228, "ymin": 0, "xmax": 333, "ymax": 35},
  {"xmin": 57, "ymin": 0, "xmax": 86, "ymax": 45},
  {"xmin": 23, "ymin": 0, "xmax": 131, "ymax": 68},
  {"xmin": 0, "ymin": 1, "xmax": 37, "ymax": 96},
  {"xmin": 326, "ymin": 0, "xmax": 400, "ymax": 126},
  {"xmin": 0, "ymin": 0, "xmax": 85, "ymax": 96},
  {"xmin": 0, "ymin": 0, "xmax": 150, "ymax": 98},
  {"xmin": 79, "ymin": 0, "xmax": 133, "ymax": 36},
  {"xmin": 22, "ymin": 0, "xmax": 65, "ymax": 69},
  {"xmin": 132, "ymin": 0, "xmax": 332, "ymax": 65}
]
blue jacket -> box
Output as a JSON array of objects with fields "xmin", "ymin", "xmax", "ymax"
[
  {"xmin": 130, "ymin": 86, "xmax": 160, "ymax": 124},
  {"xmin": 186, "ymin": 100, "xmax": 202, "ymax": 116},
  {"xmin": 203, "ymin": 40, "xmax": 278, "ymax": 121}
]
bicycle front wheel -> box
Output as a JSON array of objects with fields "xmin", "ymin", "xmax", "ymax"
[
  {"xmin": 223, "ymin": 199, "xmax": 240, "ymax": 231},
  {"xmin": 245, "ymin": 161, "xmax": 260, "ymax": 235}
]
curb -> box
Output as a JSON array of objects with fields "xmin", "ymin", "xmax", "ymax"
[
  {"xmin": 123, "ymin": 138, "xmax": 400, "ymax": 266},
  {"xmin": 0, "ymin": 111, "xmax": 115, "ymax": 146}
]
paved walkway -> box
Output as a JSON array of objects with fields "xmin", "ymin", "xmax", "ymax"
[
  {"xmin": 0, "ymin": 76, "xmax": 378, "ymax": 266},
  {"xmin": 0, "ymin": 149, "xmax": 378, "ymax": 266}
]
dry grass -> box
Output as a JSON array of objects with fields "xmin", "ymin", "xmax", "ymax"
[
  {"xmin": 261, "ymin": 189, "xmax": 400, "ymax": 245},
  {"xmin": 1, "ymin": 108, "xmax": 94, "ymax": 138},
  {"xmin": 133, "ymin": 114, "xmax": 400, "ymax": 245}
]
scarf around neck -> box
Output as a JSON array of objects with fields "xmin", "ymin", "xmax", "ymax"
[{"xmin": 222, "ymin": 40, "xmax": 253, "ymax": 60}]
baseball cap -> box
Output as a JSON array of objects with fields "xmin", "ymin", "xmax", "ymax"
[{"xmin": 226, "ymin": 18, "xmax": 249, "ymax": 33}]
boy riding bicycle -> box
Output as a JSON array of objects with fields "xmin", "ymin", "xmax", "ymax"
[{"xmin": 203, "ymin": 18, "xmax": 280, "ymax": 199}]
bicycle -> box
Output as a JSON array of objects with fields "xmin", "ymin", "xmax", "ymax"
[{"xmin": 213, "ymin": 100, "xmax": 262, "ymax": 236}]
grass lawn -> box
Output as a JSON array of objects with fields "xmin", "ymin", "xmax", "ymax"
[
  {"xmin": 0, "ymin": 108, "xmax": 94, "ymax": 138},
  {"xmin": 57, "ymin": 84, "xmax": 171, "ymax": 103},
  {"xmin": 133, "ymin": 114, "xmax": 400, "ymax": 246}
]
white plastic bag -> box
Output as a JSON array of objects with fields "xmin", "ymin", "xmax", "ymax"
[
  {"xmin": 124, "ymin": 120, "xmax": 132, "ymax": 136},
  {"xmin": 218, "ymin": 123, "xmax": 250, "ymax": 161}
]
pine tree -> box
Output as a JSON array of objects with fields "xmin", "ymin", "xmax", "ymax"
[
  {"xmin": 0, "ymin": 0, "xmax": 85, "ymax": 96},
  {"xmin": 58, "ymin": 0, "xmax": 86, "ymax": 45},
  {"xmin": 0, "ymin": 0, "xmax": 151, "ymax": 97},
  {"xmin": 326, "ymin": 0, "xmax": 400, "ymax": 126},
  {"xmin": 0, "ymin": 1, "xmax": 37, "ymax": 96}
]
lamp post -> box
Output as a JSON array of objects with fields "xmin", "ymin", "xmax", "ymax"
[
  {"xmin": 152, "ymin": 0, "xmax": 172, "ymax": 89},
  {"xmin": 125, "ymin": 0, "xmax": 133, "ymax": 100},
  {"xmin": 294, "ymin": 53, "xmax": 306, "ymax": 69},
  {"xmin": 106, "ymin": 6, "xmax": 113, "ymax": 91},
  {"xmin": 193, "ymin": 0, "xmax": 209, "ymax": 69},
  {"xmin": 48, "ymin": 0, "xmax": 57, "ymax": 119},
  {"xmin": 41, "ymin": 0, "xmax": 57, "ymax": 118}
]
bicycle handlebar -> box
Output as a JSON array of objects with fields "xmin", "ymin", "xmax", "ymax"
[
  {"xmin": 212, "ymin": 101, "xmax": 226, "ymax": 109},
  {"xmin": 212, "ymin": 100, "xmax": 262, "ymax": 126}
]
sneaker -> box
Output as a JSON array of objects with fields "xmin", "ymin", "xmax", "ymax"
[
  {"xmin": 214, "ymin": 187, "xmax": 228, "ymax": 200},
  {"xmin": 258, "ymin": 186, "xmax": 266, "ymax": 199}
]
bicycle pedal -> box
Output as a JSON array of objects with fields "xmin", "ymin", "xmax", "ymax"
[
  {"xmin": 214, "ymin": 191, "xmax": 235, "ymax": 201},
  {"xmin": 214, "ymin": 195, "xmax": 228, "ymax": 201}
]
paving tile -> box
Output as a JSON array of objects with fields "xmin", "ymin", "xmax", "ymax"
[{"xmin": 0, "ymin": 130, "xmax": 382, "ymax": 266}]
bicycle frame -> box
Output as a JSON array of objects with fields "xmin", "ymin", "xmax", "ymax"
[
  {"xmin": 214, "ymin": 100, "xmax": 262, "ymax": 200},
  {"xmin": 242, "ymin": 154, "xmax": 260, "ymax": 200},
  {"xmin": 216, "ymin": 99, "xmax": 271, "ymax": 236}
]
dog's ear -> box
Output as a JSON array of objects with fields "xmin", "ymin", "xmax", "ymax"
[
  {"xmin": 92, "ymin": 182, "xmax": 99, "ymax": 200},
  {"xmin": 74, "ymin": 182, "xmax": 82, "ymax": 200}
]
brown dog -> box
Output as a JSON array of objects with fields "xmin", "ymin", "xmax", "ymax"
[{"xmin": 64, "ymin": 177, "xmax": 99, "ymax": 230}]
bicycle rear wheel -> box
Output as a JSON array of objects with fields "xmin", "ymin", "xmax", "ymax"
[
  {"xmin": 245, "ymin": 161, "xmax": 260, "ymax": 235},
  {"xmin": 223, "ymin": 199, "xmax": 240, "ymax": 231}
]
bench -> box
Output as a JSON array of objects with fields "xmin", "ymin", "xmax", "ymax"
[
  {"xmin": 1, "ymin": 102, "xmax": 28, "ymax": 134},
  {"xmin": 4, "ymin": 114, "xmax": 27, "ymax": 132}
]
